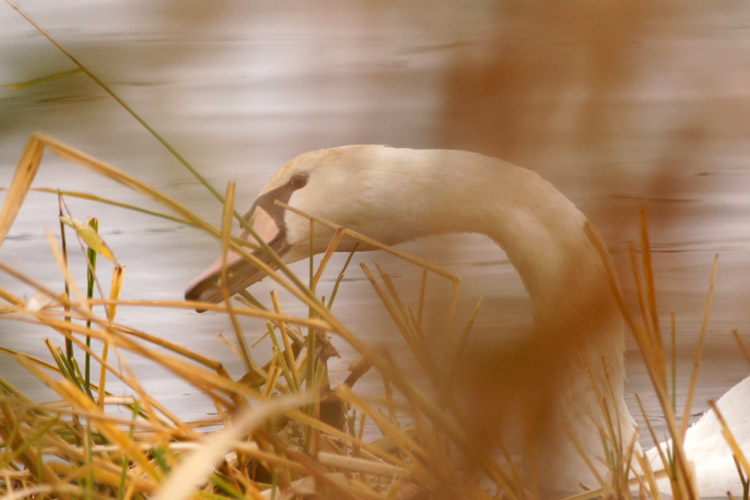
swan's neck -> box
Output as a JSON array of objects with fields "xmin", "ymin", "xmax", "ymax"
[
  {"xmin": 369, "ymin": 148, "xmax": 613, "ymax": 328},
  {"xmin": 367, "ymin": 148, "xmax": 635, "ymax": 493}
]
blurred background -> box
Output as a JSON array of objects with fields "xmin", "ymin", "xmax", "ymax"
[{"xmin": 1, "ymin": 0, "xmax": 749, "ymax": 437}]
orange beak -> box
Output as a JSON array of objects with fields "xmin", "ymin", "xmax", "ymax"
[{"xmin": 184, "ymin": 205, "xmax": 288, "ymax": 308}]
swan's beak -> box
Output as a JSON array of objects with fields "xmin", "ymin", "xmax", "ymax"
[{"xmin": 184, "ymin": 205, "xmax": 289, "ymax": 308}]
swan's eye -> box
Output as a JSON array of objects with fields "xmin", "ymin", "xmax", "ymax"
[{"xmin": 290, "ymin": 174, "xmax": 308, "ymax": 190}]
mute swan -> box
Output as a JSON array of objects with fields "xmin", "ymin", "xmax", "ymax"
[{"xmin": 185, "ymin": 146, "xmax": 749, "ymax": 497}]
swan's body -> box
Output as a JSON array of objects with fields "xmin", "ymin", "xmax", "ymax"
[
  {"xmin": 650, "ymin": 374, "xmax": 750, "ymax": 497},
  {"xmin": 186, "ymin": 146, "xmax": 749, "ymax": 497}
]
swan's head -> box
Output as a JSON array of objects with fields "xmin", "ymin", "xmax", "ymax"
[{"xmin": 185, "ymin": 145, "xmax": 436, "ymax": 305}]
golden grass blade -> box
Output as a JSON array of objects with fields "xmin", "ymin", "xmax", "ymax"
[
  {"xmin": 266, "ymin": 324, "xmax": 297, "ymax": 394},
  {"xmin": 0, "ymin": 345, "xmax": 59, "ymax": 373},
  {"xmin": 708, "ymin": 399, "xmax": 750, "ymax": 479},
  {"xmin": 326, "ymin": 243, "xmax": 359, "ymax": 310},
  {"xmin": 95, "ymin": 298, "xmax": 332, "ymax": 332},
  {"xmin": 107, "ymin": 265, "xmax": 125, "ymax": 322},
  {"xmin": 621, "ymin": 433, "xmax": 640, "ymax": 498},
  {"xmin": 0, "ymin": 133, "xmax": 44, "ymax": 247},
  {"xmin": 633, "ymin": 451, "xmax": 665, "ymax": 500},
  {"xmin": 382, "ymin": 374, "xmax": 398, "ymax": 425},
  {"xmin": 0, "ymin": 186, "xmax": 190, "ymax": 224},
  {"xmin": 151, "ymin": 392, "xmax": 312, "ymax": 500},
  {"xmin": 218, "ymin": 181, "xmax": 255, "ymax": 374},
  {"xmin": 640, "ymin": 207, "xmax": 663, "ymax": 355},
  {"xmin": 335, "ymin": 386, "xmax": 427, "ymax": 474},
  {"xmin": 99, "ymin": 266, "xmax": 113, "ymax": 407},
  {"xmin": 312, "ymin": 227, "xmax": 345, "ymax": 289},
  {"xmin": 0, "ymin": 285, "xmax": 23, "ymax": 307},
  {"xmin": 679, "ymin": 253, "xmax": 719, "ymax": 440},
  {"xmin": 118, "ymin": 347, "xmax": 194, "ymax": 436},
  {"xmin": 317, "ymin": 452, "xmax": 408, "ymax": 477},
  {"xmin": 629, "ymin": 243, "xmax": 664, "ymax": 385},
  {"xmin": 272, "ymin": 291, "xmax": 301, "ymax": 392},
  {"xmin": 635, "ymin": 393, "xmax": 671, "ymax": 485}
]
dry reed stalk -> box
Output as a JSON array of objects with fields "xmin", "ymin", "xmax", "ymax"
[
  {"xmin": 218, "ymin": 180, "xmax": 255, "ymax": 376},
  {"xmin": 628, "ymin": 243, "xmax": 664, "ymax": 384},
  {"xmin": 0, "ymin": 186, "xmax": 189, "ymax": 224},
  {"xmin": 635, "ymin": 393, "xmax": 670, "ymax": 497},
  {"xmin": 271, "ymin": 292, "xmax": 302, "ymax": 393},
  {"xmin": 679, "ymin": 253, "xmax": 719, "ymax": 441},
  {"xmin": 98, "ymin": 263, "xmax": 125, "ymax": 407},
  {"xmin": 585, "ymin": 219, "xmax": 699, "ymax": 500},
  {"xmin": 707, "ymin": 401, "xmax": 750, "ymax": 482},
  {"xmin": 639, "ymin": 208, "xmax": 665, "ymax": 367}
]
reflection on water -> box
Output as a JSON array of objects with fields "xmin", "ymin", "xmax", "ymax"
[{"xmin": 1, "ymin": 0, "xmax": 749, "ymax": 440}]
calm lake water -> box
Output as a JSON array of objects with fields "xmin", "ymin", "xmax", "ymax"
[{"xmin": 1, "ymin": 0, "xmax": 750, "ymax": 443}]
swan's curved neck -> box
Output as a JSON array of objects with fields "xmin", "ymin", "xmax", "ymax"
[
  {"xmin": 369, "ymin": 149, "xmax": 611, "ymax": 329},
  {"xmin": 362, "ymin": 148, "xmax": 632, "ymax": 493}
]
